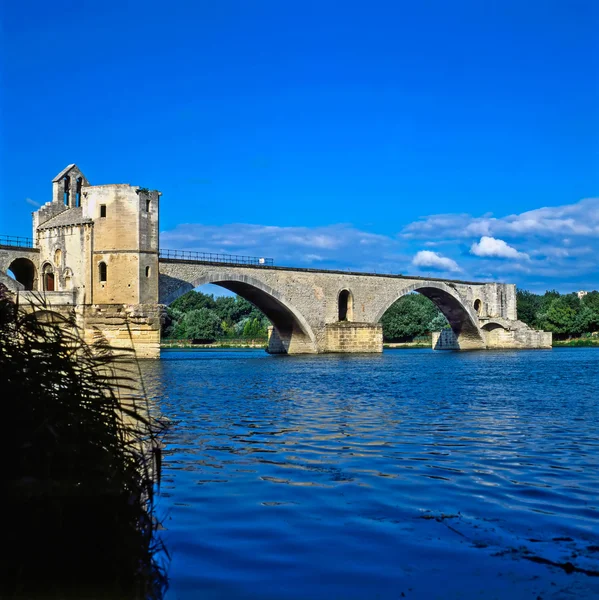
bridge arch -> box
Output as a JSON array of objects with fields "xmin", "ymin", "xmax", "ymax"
[
  {"xmin": 374, "ymin": 281, "xmax": 486, "ymax": 349},
  {"xmin": 163, "ymin": 271, "xmax": 317, "ymax": 354},
  {"xmin": 7, "ymin": 257, "xmax": 38, "ymax": 291}
]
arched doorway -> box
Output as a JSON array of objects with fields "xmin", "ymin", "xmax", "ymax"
[
  {"xmin": 338, "ymin": 289, "xmax": 353, "ymax": 322},
  {"xmin": 7, "ymin": 258, "xmax": 37, "ymax": 290},
  {"xmin": 42, "ymin": 263, "xmax": 55, "ymax": 292},
  {"xmin": 163, "ymin": 273, "xmax": 317, "ymax": 354}
]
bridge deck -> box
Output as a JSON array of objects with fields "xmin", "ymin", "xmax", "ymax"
[{"xmin": 158, "ymin": 257, "xmax": 492, "ymax": 286}]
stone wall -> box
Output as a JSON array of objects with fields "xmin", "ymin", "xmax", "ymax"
[
  {"xmin": 86, "ymin": 185, "xmax": 159, "ymax": 306},
  {"xmin": 267, "ymin": 326, "xmax": 317, "ymax": 354},
  {"xmin": 324, "ymin": 322, "xmax": 383, "ymax": 353},
  {"xmin": 432, "ymin": 329, "xmax": 460, "ymax": 350},
  {"xmin": 36, "ymin": 223, "xmax": 92, "ymax": 303},
  {"xmin": 484, "ymin": 326, "xmax": 552, "ymax": 349},
  {"xmin": 434, "ymin": 325, "xmax": 552, "ymax": 350},
  {"xmin": 81, "ymin": 304, "xmax": 162, "ymax": 359}
]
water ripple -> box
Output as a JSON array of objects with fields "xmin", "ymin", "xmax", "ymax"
[{"xmin": 141, "ymin": 348, "xmax": 599, "ymax": 600}]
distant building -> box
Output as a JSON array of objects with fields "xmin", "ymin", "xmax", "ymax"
[{"xmin": 577, "ymin": 290, "xmax": 588, "ymax": 299}]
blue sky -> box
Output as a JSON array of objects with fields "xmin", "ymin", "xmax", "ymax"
[{"xmin": 1, "ymin": 0, "xmax": 597, "ymax": 292}]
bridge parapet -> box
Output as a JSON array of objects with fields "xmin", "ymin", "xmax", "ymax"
[
  {"xmin": 0, "ymin": 235, "xmax": 36, "ymax": 249},
  {"xmin": 19, "ymin": 290, "xmax": 76, "ymax": 306},
  {"xmin": 159, "ymin": 248, "xmax": 273, "ymax": 266}
]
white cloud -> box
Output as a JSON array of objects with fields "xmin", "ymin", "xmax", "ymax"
[
  {"xmin": 159, "ymin": 196, "xmax": 599, "ymax": 289},
  {"xmin": 470, "ymin": 236, "xmax": 528, "ymax": 259},
  {"xmin": 412, "ymin": 250, "xmax": 461, "ymax": 272},
  {"xmin": 403, "ymin": 198, "xmax": 599, "ymax": 240},
  {"xmin": 161, "ymin": 223, "xmax": 399, "ymax": 270}
]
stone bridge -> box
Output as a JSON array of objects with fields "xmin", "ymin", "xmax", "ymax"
[
  {"xmin": 0, "ymin": 242, "xmax": 40, "ymax": 293},
  {"xmin": 159, "ymin": 259, "xmax": 551, "ymax": 354},
  {"xmin": 0, "ymin": 164, "xmax": 551, "ymax": 358}
]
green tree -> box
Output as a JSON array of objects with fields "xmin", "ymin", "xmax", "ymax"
[
  {"xmin": 581, "ymin": 291, "xmax": 599, "ymax": 333},
  {"xmin": 381, "ymin": 294, "xmax": 443, "ymax": 341},
  {"xmin": 170, "ymin": 290, "xmax": 216, "ymax": 313},
  {"xmin": 180, "ymin": 308, "xmax": 222, "ymax": 340},
  {"xmin": 242, "ymin": 317, "xmax": 267, "ymax": 338},
  {"xmin": 539, "ymin": 294, "xmax": 582, "ymax": 337},
  {"xmin": 516, "ymin": 289, "xmax": 541, "ymax": 327}
]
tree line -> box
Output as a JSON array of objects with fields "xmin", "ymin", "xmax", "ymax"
[
  {"xmin": 516, "ymin": 289, "xmax": 599, "ymax": 338},
  {"xmin": 164, "ymin": 288, "xmax": 599, "ymax": 343}
]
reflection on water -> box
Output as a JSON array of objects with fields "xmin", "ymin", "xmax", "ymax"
[{"xmin": 140, "ymin": 348, "xmax": 599, "ymax": 600}]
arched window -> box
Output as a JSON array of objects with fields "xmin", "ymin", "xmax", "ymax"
[
  {"xmin": 474, "ymin": 299, "xmax": 482, "ymax": 315},
  {"xmin": 63, "ymin": 176, "xmax": 71, "ymax": 206},
  {"xmin": 145, "ymin": 266, "xmax": 151, "ymax": 278},
  {"xmin": 54, "ymin": 248, "xmax": 62, "ymax": 266},
  {"xmin": 338, "ymin": 289, "xmax": 353, "ymax": 322},
  {"xmin": 76, "ymin": 177, "xmax": 82, "ymax": 207},
  {"xmin": 99, "ymin": 262, "xmax": 107, "ymax": 283},
  {"xmin": 42, "ymin": 263, "xmax": 55, "ymax": 292}
]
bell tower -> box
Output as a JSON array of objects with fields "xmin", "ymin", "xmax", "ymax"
[{"xmin": 52, "ymin": 164, "xmax": 90, "ymax": 208}]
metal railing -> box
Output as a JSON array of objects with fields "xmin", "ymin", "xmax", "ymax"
[
  {"xmin": 0, "ymin": 234, "xmax": 34, "ymax": 248},
  {"xmin": 159, "ymin": 248, "xmax": 274, "ymax": 266}
]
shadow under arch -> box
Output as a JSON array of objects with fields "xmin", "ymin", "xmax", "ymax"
[
  {"xmin": 8, "ymin": 257, "xmax": 38, "ymax": 291},
  {"xmin": 480, "ymin": 320, "xmax": 510, "ymax": 346},
  {"xmin": 480, "ymin": 320, "xmax": 508, "ymax": 332},
  {"xmin": 162, "ymin": 272, "xmax": 318, "ymax": 354},
  {"xmin": 374, "ymin": 281, "xmax": 486, "ymax": 350}
]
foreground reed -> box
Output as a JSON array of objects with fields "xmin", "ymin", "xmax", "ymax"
[{"xmin": 1, "ymin": 288, "xmax": 168, "ymax": 599}]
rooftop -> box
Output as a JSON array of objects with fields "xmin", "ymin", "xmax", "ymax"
[{"xmin": 37, "ymin": 206, "xmax": 92, "ymax": 230}]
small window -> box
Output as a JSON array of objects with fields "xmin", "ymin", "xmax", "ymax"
[
  {"xmin": 100, "ymin": 205, "xmax": 107, "ymax": 218},
  {"xmin": 474, "ymin": 299, "xmax": 482, "ymax": 315},
  {"xmin": 145, "ymin": 266, "xmax": 151, "ymax": 278},
  {"xmin": 99, "ymin": 262, "xmax": 107, "ymax": 282},
  {"xmin": 146, "ymin": 199, "xmax": 151, "ymax": 213},
  {"xmin": 54, "ymin": 248, "xmax": 62, "ymax": 266}
]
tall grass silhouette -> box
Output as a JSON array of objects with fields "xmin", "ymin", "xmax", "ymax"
[{"xmin": 2, "ymin": 285, "xmax": 169, "ymax": 599}]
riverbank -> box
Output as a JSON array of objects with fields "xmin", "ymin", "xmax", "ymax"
[
  {"xmin": 161, "ymin": 338, "xmax": 267, "ymax": 349},
  {"xmin": 384, "ymin": 341, "xmax": 430, "ymax": 349},
  {"xmin": 553, "ymin": 337, "xmax": 599, "ymax": 347},
  {"xmin": 162, "ymin": 339, "xmax": 431, "ymax": 350}
]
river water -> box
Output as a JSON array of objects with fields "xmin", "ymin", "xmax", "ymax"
[{"xmin": 140, "ymin": 348, "xmax": 599, "ymax": 600}]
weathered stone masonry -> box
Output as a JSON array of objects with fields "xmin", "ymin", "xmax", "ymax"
[
  {"xmin": 2, "ymin": 165, "xmax": 551, "ymax": 358},
  {"xmin": 159, "ymin": 261, "xmax": 552, "ymax": 355}
]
